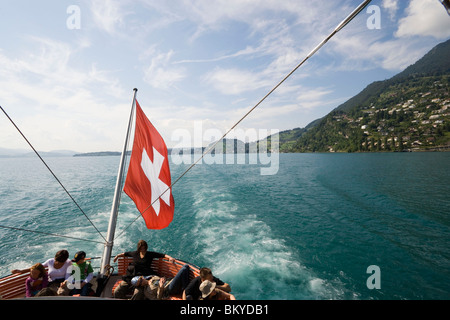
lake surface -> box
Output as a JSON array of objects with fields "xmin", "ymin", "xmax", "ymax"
[{"xmin": 0, "ymin": 152, "xmax": 449, "ymax": 299}]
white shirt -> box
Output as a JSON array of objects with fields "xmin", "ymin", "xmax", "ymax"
[{"xmin": 42, "ymin": 258, "xmax": 72, "ymax": 282}]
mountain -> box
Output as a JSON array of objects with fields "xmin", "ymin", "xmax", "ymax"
[
  {"xmin": 274, "ymin": 38, "xmax": 450, "ymax": 153},
  {"xmin": 0, "ymin": 148, "xmax": 78, "ymax": 158},
  {"xmin": 73, "ymin": 151, "xmax": 122, "ymax": 157},
  {"xmin": 0, "ymin": 147, "xmax": 30, "ymax": 157},
  {"xmin": 248, "ymin": 127, "xmax": 306, "ymax": 153},
  {"xmin": 333, "ymin": 39, "xmax": 450, "ymax": 114}
]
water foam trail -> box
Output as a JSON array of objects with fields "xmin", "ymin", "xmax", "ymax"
[{"xmin": 190, "ymin": 187, "xmax": 326, "ymax": 300}]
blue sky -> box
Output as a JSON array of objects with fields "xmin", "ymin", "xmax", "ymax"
[{"xmin": 1, "ymin": 0, "xmax": 450, "ymax": 152}]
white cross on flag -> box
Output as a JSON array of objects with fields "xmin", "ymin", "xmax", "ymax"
[{"xmin": 124, "ymin": 100, "xmax": 174, "ymax": 229}]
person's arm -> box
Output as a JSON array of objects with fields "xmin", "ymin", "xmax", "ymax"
[
  {"xmin": 113, "ymin": 252, "xmax": 125, "ymax": 262},
  {"xmin": 25, "ymin": 278, "xmax": 33, "ymax": 297},
  {"xmin": 42, "ymin": 273, "xmax": 49, "ymax": 288},
  {"xmin": 216, "ymin": 288, "xmax": 236, "ymax": 300},
  {"xmin": 11, "ymin": 267, "xmax": 31, "ymax": 274},
  {"xmin": 82, "ymin": 272, "xmax": 94, "ymax": 287},
  {"xmin": 13, "ymin": 258, "xmax": 50, "ymax": 274},
  {"xmin": 61, "ymin": 263, "xmax": 73, "ymax": 287},
  {"xmin": 83, "ymin": 264, "xmax": 94, "ymax": 286},
  {"xmin": 41, "ymin": 259, "xmax": 50, "ymax": 268},
  {"xmin": 213, "ymin": 277, "xmax": 231, "ymax": 292},
  {"xmin": 157, "ymin": 277, "xmax": 166, "ymax": 300},
  {"xmin": 164, "ymin": 254, "xmax": 175, "ymax": 263},
  {"xmin": 217, "ymin": 282, "xmax": 231, "ymax": 292}
]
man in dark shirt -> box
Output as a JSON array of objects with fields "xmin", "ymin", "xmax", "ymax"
[
  {"xmin": 123, "ymin": 250, "xmax": 166, "ymax": 276},
  {"xmin": 183, "ymin": 267, "xmax": 231, "ymax": 300}
]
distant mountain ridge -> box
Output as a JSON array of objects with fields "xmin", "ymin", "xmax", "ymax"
[{"xmin": 0, "ymin": 148, "xmax": 78, "ymax": 158}]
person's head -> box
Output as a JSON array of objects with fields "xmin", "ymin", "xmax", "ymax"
[
  {"xmin": 199, "ymin": 280, "xmax": 216, "ymax": 299},
  {"xmin": 55, "ymin": 250, "xmax": 69, "ymax": 263},
  {"xmin": 73, "ymin": 251, "xmax": 86, "ymax": 264},
  {"xmin": 30, "ymin": 263, "xmax": 46, "ymax": 279},
  {"xmin": 137, "ymin": 240, "xmax": 148, "ymax": 253},
  {"xmin": 200, "ymin": 267, "xmax": 213, "ymax": 281}
]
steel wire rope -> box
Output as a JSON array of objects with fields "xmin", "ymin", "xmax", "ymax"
[
  {"xmin": 0, "ymin": 224, "xmax": 104, "ymax": 244},
  {"xmin": 0, "ymin": 106, "xmax": 107, "ymax": 243}
]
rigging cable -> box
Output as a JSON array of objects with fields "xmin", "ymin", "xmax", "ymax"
[
  {"xmin": 115, "ymin": 0, "xmax": 373, "ymax": 239},
  {"xmin": 0, "ymin": 106, "xmax": 107, "ymax": 243},
  {"xmin": 0, "ymin": 224, "xmax": 104, "ymax": 245}
]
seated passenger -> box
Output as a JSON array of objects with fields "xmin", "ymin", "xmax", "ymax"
[
  {"xmin": 130, "ymin": 264, "xmax": 190, "ymax": 300},
  {"xmin": 66, "ymin": 251, "xmax": 94, "ymax": 296},
  {"xmin": 183, "ymin": 267, "xmax": 231, "ymax": 300},
  {"xmin": 113, "ymin": 240, "xmax": 175, "ymax": 299},
  {"xmin": 42, "ymin": 250, "xmax": 72, "ymax": 293},
  {"xmin": 25, "ymin": 263, "xmax": 48, "ymax": 297},
  {"xmin": 11, "ymin": 249, "xmax": 72, "ymax": 294}
]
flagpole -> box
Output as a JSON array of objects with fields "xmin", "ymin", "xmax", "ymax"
[{"xmin": 100, "ymin": 88, "xmax": 138, "ymax": 276}]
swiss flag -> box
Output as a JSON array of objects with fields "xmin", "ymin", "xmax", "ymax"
[{"xmin": 123, "ymin": 100, "xmax": 174, "ymax": 229}]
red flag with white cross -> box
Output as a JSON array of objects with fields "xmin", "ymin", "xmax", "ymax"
[{"xmin": 123, "ymin": 100, "xmax": 174, "ymax": 229}]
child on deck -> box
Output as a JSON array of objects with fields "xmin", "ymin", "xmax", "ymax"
[
  {"xmin": 25, "ymin": 263, "xmax": 48, "ymax": 297},
  {"xmin": 66, "ymin": 251, "xmax": 94, "ymax": 296}
]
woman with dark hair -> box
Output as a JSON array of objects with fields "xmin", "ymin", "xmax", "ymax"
[
  {"xmin": 113, "ymin": 240, "xmax": 175, "ymax": 299},
  {"xmin": 43, "ymin": 250, "xmax": 72, "ymax": 290}
]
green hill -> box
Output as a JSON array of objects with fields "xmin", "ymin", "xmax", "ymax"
[{"xmin": 277, "ymin": 38, "xmax": 450, "ymax": 153}]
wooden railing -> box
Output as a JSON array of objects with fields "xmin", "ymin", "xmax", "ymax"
[{"xmin": 0, "ymin": 267, "xmax": 48, "ymax": 300}]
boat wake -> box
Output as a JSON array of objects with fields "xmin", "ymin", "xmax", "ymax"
[{"xmin": 189, "ymin": 186, "xmax": 328, "ymax": 300}]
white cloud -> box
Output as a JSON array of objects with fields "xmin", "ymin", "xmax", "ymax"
[
  {"xmin": 0, "ymin": 37, "xmax": 128, "ymax": 152},
  {"xmin": 396, "ymin": 0, "xmax": 450, "ymax": 39},
  {"xmin": 174, "ymin": 46, "xmax": 259, "ymax": 64},
  {"xmin": 143, "ymin": 50, "xmax": 186, "ymax": 89},
  {"xmin": 89, "ymin": 0, "xmax": 127, "ymax": 35},
  {"xmin": 203, "ymin": 67, "xmax": 271, "ymax": 95},
  {"xmin": 335, "ymin": 35, "xmax": 430, "ymax": 71},
  {"xmin": 382, "ymin": 0, "xmax": 399, "ymax": 20},
  {"xmin": 295, "ymin": 87, "xmax": 334, "ymax": 109}
]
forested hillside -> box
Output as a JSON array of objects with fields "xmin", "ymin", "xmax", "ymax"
[{"xmin": 278, "ymin": 39, "xmax": 450, "ymax": 153}]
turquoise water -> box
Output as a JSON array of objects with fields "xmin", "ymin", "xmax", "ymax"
[{"xmin": 0, "ymin": 153, "xmax": 449, "ymax": 299}]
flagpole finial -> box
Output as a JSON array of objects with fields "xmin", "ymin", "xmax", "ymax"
[{"xmin": 441, "ymin": 0, "xmax": 450, "ymax": 15}]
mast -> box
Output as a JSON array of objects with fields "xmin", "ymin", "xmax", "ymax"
[{"xmin": 100, "ymin": 88, "xmax": 138, "ymax": 276}]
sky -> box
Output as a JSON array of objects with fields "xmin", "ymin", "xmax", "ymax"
[{"xmin": 0, "ymin": 0, "xmax": 450, "ymax": 152}]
